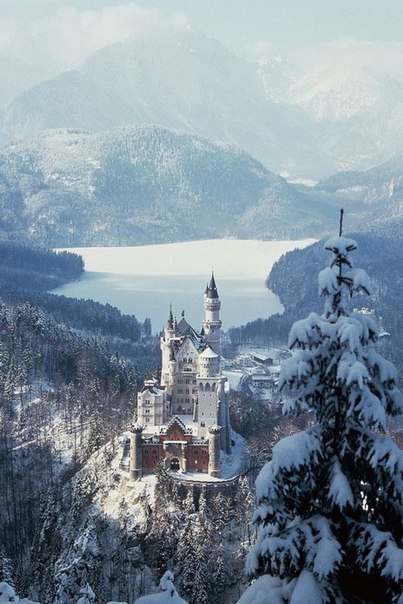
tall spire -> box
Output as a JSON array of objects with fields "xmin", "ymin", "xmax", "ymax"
[
  {"xmin": 205, "ymin": 271, "xmax": 219, "ymax": 299},
  {"xmin": 166, "ymin": 304, "xmax": 173, "ymax": 329},
  {"xmin": 203, "ymin": 271, "xmax": 221, "ymax": 355}
]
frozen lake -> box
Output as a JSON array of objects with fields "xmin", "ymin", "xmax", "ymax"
[{"xmin": 54, "ymin": 239, "xmax": 315, "ymax": 332}]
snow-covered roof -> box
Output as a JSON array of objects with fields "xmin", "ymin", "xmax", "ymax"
[{"xmin": 199, "ymin": 346, "xmax": 218, "ymax": 359}]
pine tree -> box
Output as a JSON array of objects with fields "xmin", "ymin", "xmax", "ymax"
[
  {"xmin": 0, "ymin": 548, "xmax": 15, "ymax": 590},
  {"xmin": 241, "ymin": 218, "xmax": 403, "ymax": 603}
]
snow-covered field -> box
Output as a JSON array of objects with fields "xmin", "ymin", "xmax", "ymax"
[{"xmin": 55, "ymin": 239, "xmax": 315, "ymax": 331}]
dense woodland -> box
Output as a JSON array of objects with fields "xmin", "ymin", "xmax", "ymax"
[{"xmin": 0, "ymin": 241, "xmax": 159, "ymax": 598}]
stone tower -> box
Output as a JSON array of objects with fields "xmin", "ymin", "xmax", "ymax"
[
  {"xmin": 208, "ymin": 425, "xmax": 221, "ymax": 477},
  {"xmin": 130, "ymin": 424, "xmax": 143, "ymax": 480},
  {"xmin": 202, "ymin": 272, "xmax": 222, "ymax": 355}
]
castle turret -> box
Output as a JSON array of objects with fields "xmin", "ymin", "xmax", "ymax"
[
  {"xmin": 202, "ymin": 272, "xmax": 222, "ymax": 356},
  {"xmin": 130, "ymin": 424, "xmax": 143, "ymax": 480},
  {"xmin": 160, "ymin": 305, "xmax": 176, "ymax": 386},
  {"xmin": 208, "ymin": 425, "xmax": 221, "ymax": 477}
]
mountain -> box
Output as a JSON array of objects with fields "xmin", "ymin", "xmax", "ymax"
[
  {"xmin": 2, "ymin": 29, "xmax": 403, "ymax": 180},
  {"xmin": 0, "ymin": 125, "xmax": 338, "ymax": 247},
  {"xmin": 315, "ymin": 153, "xmax": 403, "ymax": 231},
  {"xmin": 257, "ymin": 57, "xmax": 403, "ymax": 175},
  {"xmin": 0, "ymin": 29, "xmax": 332, "ymax": 179}
]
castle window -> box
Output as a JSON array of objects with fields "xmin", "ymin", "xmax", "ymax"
[
  {"xmin": 145, "ymin": 399, "xmax": 151, "ymax": 405},
  {"xmin": 201, "ymin": 422, "xmax": 205, "ymax": 428},
  {"xmin": 145, "ymin": 418, "xmax": 150, "ymax": 423},
  {"xmin": 205, "ymin": 383, "xmax": 210, "ymax": 392},
  {"xmin": 177, "ymin": 389, "xmax": 183, "ymax": 394},
  {"xmin": 145, "ymin": 409, "xmax": 150, "ymax": 414},
  {"xmin": 199, "ymin": 383, "xmax": 203, "ymax": 391},
  {"xmin": 212, "ymin": 383, "xmax": 216, "ymax": 391},
  {"xmin": 186, "ymin": 389, "xmax": 189, "ymax": 394}
]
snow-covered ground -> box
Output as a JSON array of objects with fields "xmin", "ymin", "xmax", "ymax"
[{"xmin": 55, "ymin": 239, "xmax": 315, "ymax": 331}]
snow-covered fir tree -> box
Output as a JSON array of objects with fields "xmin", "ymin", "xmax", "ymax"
[
  {"xmin": 240, "ymin": 221, "xmax": 403, "ymax": 603},
  {"xmin": 0, "ymin": 548, "xmax": 15, "ymax": 591},
  {"xmin": 134, "ymin": 570, "xmax": 188, "ymax": 603},
  {"xmin": 77, "ymin": 583, "xmax": 95, "ymax": 604}
]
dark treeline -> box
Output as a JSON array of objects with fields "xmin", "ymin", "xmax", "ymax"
[
  {"xmin": 0, "ymin": 239, "xmax": 84, "ymax": 285},
  {"xmin": 1, "ymin": 286, "xmax": 142, "ymax": 342},
  {"xmin": 0, "ymin": 240, "xmax": 158, "ymax": 372}
]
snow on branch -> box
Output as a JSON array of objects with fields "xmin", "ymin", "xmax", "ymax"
[
  {"xmin": 318, "ymin": 267, "xmax": 338, "ymax": 297},
  {"xmin": 324, "ymin": 236, "xmax": 357, "ymax": 255},
  {"xmin": 355, "ymin": 524, "xmax": 403, "ymax": 582},
  {"xmin": 368, "ymin": 435, "xmax": 403, "ymax": 475},
  {"xmin": 287, "ymin": 313, "xmax": 322, "ymax": 349},
  {"xmin": 328, "ymin": 458, "xmax": 354, "ymax": 510},
  {"xmin": 349, "ymin": 268, "xmax": 372, "ymax": 296}
]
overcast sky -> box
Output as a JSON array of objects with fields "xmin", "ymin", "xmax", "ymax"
[{"xmin": 1, "ymin": 0, "xmax": 402, "ymax": 101}]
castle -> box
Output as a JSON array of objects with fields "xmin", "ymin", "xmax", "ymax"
[{"xmin": 129, "ymin": 273, "xmax": 231, "ymax": 479}]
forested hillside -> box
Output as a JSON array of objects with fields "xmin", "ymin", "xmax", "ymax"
[
  {"xmin": 0, "ymin": 240, "xmax": 83, "ymax": 290},
  {"xmin": 0, "ymin": 302, "xmax": 137, "ymax": 587},
  {"xmin": 228, "ymin": 232, "xmax": 402, "ymax": 376},
  {"xmin": 0, "ymin": 240, "xmax": 162, "ymax": 598},
  {"xmin": 0, "ymin": 126, "xmax": 338, "ymax": 247}
]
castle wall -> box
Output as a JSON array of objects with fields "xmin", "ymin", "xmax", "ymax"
[{"xmin": 139, "ymin": 440, "xmax": 209, "ymax": 473}]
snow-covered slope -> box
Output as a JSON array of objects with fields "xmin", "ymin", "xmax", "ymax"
[
  {"xmin": 0, "ymin": 29, "xmax": 329, "ymax": 178},
  {"xmin": 257, "ymin": 56, "xmax": 403, "ymax": 174},
  {"xmin": 315, "ymin": 153, "xmax": 403, "ymax": 234},
  {"xmin": 0, "ymin": 125, "xmax": 334, "ymax": 246}
]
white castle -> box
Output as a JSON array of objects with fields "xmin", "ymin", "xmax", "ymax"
[{"xmin": 130, "ymin": 273, "xmax": 231, "ymax": 478}]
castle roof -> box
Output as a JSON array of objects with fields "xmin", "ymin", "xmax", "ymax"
[
  {"xmin": 166, "ymin": 304, "xmax": 174, "ymax": 329},
  {"xmin": 140, "ymin": 379, "xmax": 165, "ymax": 395},
  {"xmin": 176, "ymin": 317, "xmax": 194, "ymax": 337},
  {"xmin": 205, "ymin": 272, "xmax": 219, "ymax": 299},
  {"xmin": 162, "ymin": 415, "xmax": 193, "ymax": 435},
  {"xmin": 199, "ymin": 345, "xmax": 219, "ymax": 359}
]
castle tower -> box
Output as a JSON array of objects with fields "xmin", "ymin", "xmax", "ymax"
[
  {"xmin": 208, "ymin": 426, "xmax": 221, "ymax": 477},
  {"xmin": 197, "ymin": 346, "xmax": 221, "ymax": 438},
  {"xmin": 202, "ymin": 272, "xmax": 222, "ymax": 356},
  {"xmin": 160, "ymin": 305, "xmax": 176, "ymax": 386},
  {"xmin": 130, "ymin": 424, "xmax": 143, "ymax": 480}
]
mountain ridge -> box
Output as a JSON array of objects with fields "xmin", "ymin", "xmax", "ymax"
[
  {"xmin": 0, "ymin": 125, "xmax": 338, "ymax": 247},
  {"xmin": 3, "ymin": 28, "xmax": 403, "ymax": 178}
]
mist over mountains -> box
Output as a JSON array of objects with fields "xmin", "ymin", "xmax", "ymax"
[{"xmin": 2, "ymin": 27, "xmax": 403, "ymax": 180}]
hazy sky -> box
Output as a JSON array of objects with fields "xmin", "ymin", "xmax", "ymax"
[{"xmin": 0, "ymin": 0, "xmax": 402, "ymax": 101}]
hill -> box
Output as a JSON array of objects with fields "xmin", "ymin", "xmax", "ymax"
[
  {"xmin": 0, "ymin": 125, "xmax": 337, "ymax": 247},
  {"xmin": 228, "ymin": 232, "xmax": 403, "ymax": 378}
]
